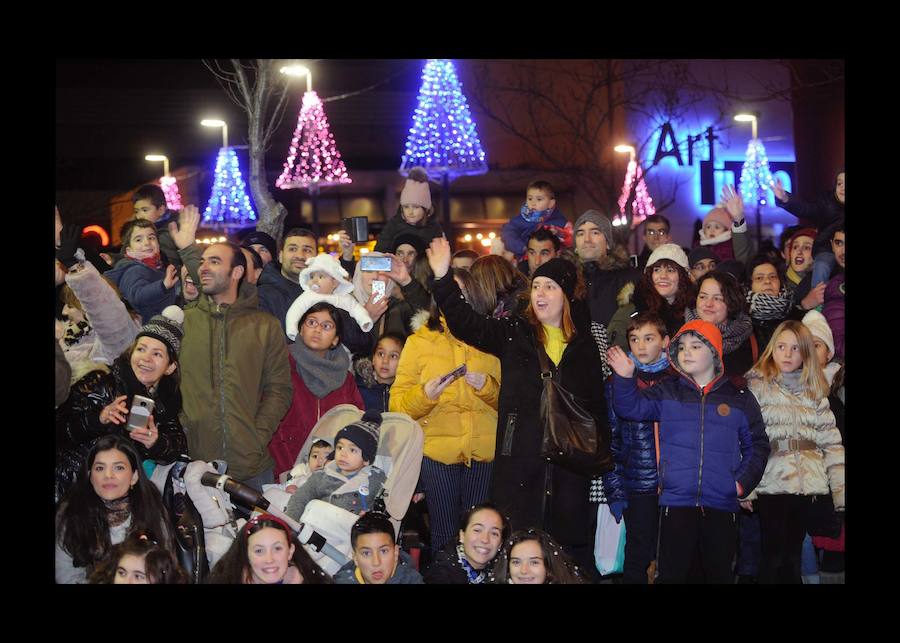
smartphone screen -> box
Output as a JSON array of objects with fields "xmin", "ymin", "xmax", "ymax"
[
  {"xmin": 360, "ymin": 255, "xmax": 392, "ymax": 271},
  {"xmin": 371, "ymin": 279, "xmax": 386, "ymax": 303}
]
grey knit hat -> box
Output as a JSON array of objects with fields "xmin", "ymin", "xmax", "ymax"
[
  {"xmin": 136, "ymin": 305, "xmax": 184, "ymax": 359},
  {"xmin": 574, "ymin": 210, "xmax": 614, "ymax": 250},
  {"xmin": 334, "ymin": 410, "xmax": 382, "ymax": 464}
]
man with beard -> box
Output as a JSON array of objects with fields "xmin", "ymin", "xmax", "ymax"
[
  {"xmin": 180, "ymin": 241, "xmax": 292, "ymax": 491},
  {"xmin": 258, "ymin": 228, "xmax": 317, "ymax": 335}
]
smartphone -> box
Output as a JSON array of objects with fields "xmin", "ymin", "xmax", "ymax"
[
  {"xmin": 371, "ymin": 279, "xmax": 386, "ymax": 303},
  {"xmin": 360, "ymin": 255, "xmax": 392, "ymax": 272},
  {"xmin": 438, "ymin": 364, "xmax": 467, "ymax": 385},
  {"xmin": 342, "ymin": 216, "xmax": 369, "ymax": 243},
  {"xmin": 629, "ymin": 254, "xmax": 639, "ymax": 269},
  {"xmin": 126, "ymin": 395, "xmax": 155, "ymax": 432}
]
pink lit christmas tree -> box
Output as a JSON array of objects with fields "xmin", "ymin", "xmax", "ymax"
[
  {"xmin": 616, "ymin": 159, "xmax": 655, "ymax": 227},
  {"xmin": 276, "ymin": 91, "xmax": 352, "ymax": 189},
  {"xmin": 159, "ymin": 175, "xmax": 183, "ymax": 211}
]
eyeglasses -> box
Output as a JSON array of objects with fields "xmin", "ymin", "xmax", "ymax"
[
  {"xmin": 645, "ymin": 229, "xmax": 669, "ymax": 237},
  {"xmin": 304, "ymin": 317, "xmax": 336, "ymax": 332}
]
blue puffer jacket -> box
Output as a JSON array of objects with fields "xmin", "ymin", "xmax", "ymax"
[
  {"xmin": 611, "ymin": 320, "xmax": 770, "ymax": 513},
  {"xmin": 601, "ymin": 367, "xmax": 674, "ymax": 503},
  {"xmin": 105, "ymin": 258, "xmax": 179, "ymax": 324}
]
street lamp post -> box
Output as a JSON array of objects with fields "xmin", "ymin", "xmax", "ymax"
[
  {"xmin": 734, "ymin": 113, "xmax": 762, "ymax": 246},
  {"xmin": 145, "ymin": 154, "xmax": 169, "ymax": 177},
  {"xmin": 201, "ymin": 118, "xmax": 228, "ymax": 150}
]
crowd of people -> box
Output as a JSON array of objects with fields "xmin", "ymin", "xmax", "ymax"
[{"xmin": 54, "ymin": 168, "xmax": 845, "ymax": 584}]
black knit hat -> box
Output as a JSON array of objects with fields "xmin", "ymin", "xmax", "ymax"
[
  {"xmin": 136, "ymin": 305, "xmax": 184, "ymax": 359},
  {"xmin": 532, "ymin": 258, "xmax": 579, "ymax": 303},
  {"xmin": 688, "ymin": 246, "xmax": 718, "ymax": 269},
  {"xmin": 393, "ymin": 233, "xmax": 427, "ymax": 257},
  {"xmin": 241, "ymin": 231, "xmax": 278, "ymax": 262},
  {"xmin": 334, "ymin": 410, "xmax": 382, "ymax": 464}
]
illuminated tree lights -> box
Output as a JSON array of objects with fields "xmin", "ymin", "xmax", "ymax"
[
  {"xmin": 276, "ymin": 91, "xmax": 351, "ymax": 189},
  {"xmin": 615, "ymin": 159, "xmax": 656, "ymax": 227},
  {"xmin": 399, "ymin": 59, "xmax": 487, "ymax": 178},
  {"xmin": 739, "ymin": 138, "xmax": 775, "ymax": 206},
  {"xmin": 203, "ymin": 148, "xmax": 257, "ymax": 227},
  {"xmin": 159, "ymin": 175, "xmax": 183, "ymax": 211}
]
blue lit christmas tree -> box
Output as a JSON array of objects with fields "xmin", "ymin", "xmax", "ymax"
[
  {"xmin": 399, "ymin": 59, "xmax": 488, "ymax": 179},
  {"xmin": 739, "ymin": 138, "xmax": 775, "ymax": 206},
  {"xmin": 203, "ymin": 147, "xmax": 257, "ymax": 230}
]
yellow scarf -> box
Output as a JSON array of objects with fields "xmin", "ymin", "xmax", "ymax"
[
  {"xmin": 542, "ymin": 324, "xmax": 567, "ymax": 366},
  {"xmin": 786, "ymin": 265, "xmax": 804, "ymax": 286}
]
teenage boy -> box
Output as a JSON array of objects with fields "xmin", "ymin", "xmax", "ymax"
[
  {"xmin": 601, "ymin": 312, "xmax": 673, "ymax": 584},
  {"xmin": 334, "ymin": 512, "xmax": 424, "ymax": 584},
  {"xmin": 637, "ymin": 215, "xmax": 673, "ymax": 271},
  {"xmin": 607, "ymin": 319, "xmax": 769, "ymax": 583}
]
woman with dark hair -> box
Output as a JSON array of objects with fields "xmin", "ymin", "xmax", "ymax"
[
  {"xmin": 55, "ymin": 306, "xmax": 188, "ymax": 504},
  {"xmin": 206, "ymin": 514, "xmax": 332, "ymax": 584},
  {"xmin": 55, "ymin": 435, "xmax": 174, "ymax": 584},
  {"xmin": 269, "ymin": 302, "xmax": 364, "ymax": 479},
  {"xmin": 426, "ymin": 238, "xmax": 611, "ymax": 575},
  {"xmin": 390, "ymin": 268, "xmax": 502, "ymax": 552},
  {"xmin": 687, "ymin": 270, "xmax": 758, "ymax": 387},
  {"xmin": 423, "ymin": 502, "xmax": 510, "ymax": 584},
  {"xmin": 493, "ymin": 528, "xmax": 587, "ymax": 584},
  {"xmin": 607, "ymin": 244, "xmax": 696, "ymax": 349},
  {"xmin": 89, "ymin": 530, "xmax": 188, "ymax": 584},
  {"xmin": 745, "ymin": 255, "xmax": 793, "ymax": 350}
]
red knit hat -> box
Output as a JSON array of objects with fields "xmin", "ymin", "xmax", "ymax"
[
  {"xmin": 785, "ymin": 227, "xmax": 817, "ymax": 252},
  {"xmin": 668, "ymin": 320, "xmax": 724, "ymax": 393}
]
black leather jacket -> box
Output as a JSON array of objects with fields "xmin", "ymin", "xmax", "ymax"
[{"xmin": 55, "ymin": 355, "xmax": 187, "ymax": 504}]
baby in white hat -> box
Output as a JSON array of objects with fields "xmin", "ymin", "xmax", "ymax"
[{"xmin": 284, "ymin": 253, "xmax": 374, "ymax": 343}]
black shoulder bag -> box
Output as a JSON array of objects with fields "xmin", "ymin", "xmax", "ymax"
[{"xmin": 537, "ymin": 343, "xmax": 614, "ymax": 477}]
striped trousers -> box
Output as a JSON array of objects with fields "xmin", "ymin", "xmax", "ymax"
[{"xmin": 420, "ymin": 457, "xmax": 493, "ymax": 552}]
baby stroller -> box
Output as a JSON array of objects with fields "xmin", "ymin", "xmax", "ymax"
[{"xmin": 261, "ymin": 404, "xmax": 425, "ymax": 575}]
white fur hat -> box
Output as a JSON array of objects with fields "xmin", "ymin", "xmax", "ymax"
[
  {"xmin": 645, "ymin": 243, "xmax": 689, "ymax": 271},
  {"xmin": 802, "ymin": 309, "xmax": 835, "ymax": 359},
  {"xmin": 299, "ymin": 253, "xmax": 353, "ymax": 296}
]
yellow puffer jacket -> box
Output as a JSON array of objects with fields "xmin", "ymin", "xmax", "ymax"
[
  {"xmin": 746, "ymin": 370, "xmax": 844, "ymax": 509},
  {"xmin": 390, "ymin": 311, "xmax": 501, "ymax": 466}
]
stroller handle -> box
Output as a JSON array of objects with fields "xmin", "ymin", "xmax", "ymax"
[{"xmin": 200, "ymin": 472, "xmax": 271, "ymax": 512}]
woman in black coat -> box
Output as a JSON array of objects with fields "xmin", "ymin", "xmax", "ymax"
[
  {"xmin": 55, "ymin": 307, "xmax": 188, "ymax": 504},
  {"xmin": 427, "ymin": 239, "xmax": 611, "ymax": 574}
]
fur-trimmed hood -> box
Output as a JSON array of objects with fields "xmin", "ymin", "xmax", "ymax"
[
  {"xmin": 353, "ymin": 357, "xmax": 379, "ymax": 388},
  {"xmin": 579, "ymin": 244, "xmax": 633, "ymax": 272},
  {"xmin": 410, "ymin": 308, "xmax": 433, "ymax": 333},
  {"xmin": 616, "ymin": 282, "xmax": 635, "ymax": 307}
]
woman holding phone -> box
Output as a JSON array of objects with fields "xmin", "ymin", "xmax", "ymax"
[
  {"xmin": 426, "ymin": 238, "xmax": 611, "ymax": 577},
  {"xmin": 390, "ymin": 268, "xmax": 502, "ymax": 552},
  {"xmin": 55, "ymin": 306, "xmax": 188, "ymax": 504}
]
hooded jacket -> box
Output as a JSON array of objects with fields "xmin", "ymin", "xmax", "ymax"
[
  {"xmin": 389, "ymin": 310, "xmax": 501, "ymax": 466},
  {"xmin": 354, "ymin": 357, "xmax": 392, "ymax": 413},
  {"xmin": 179, "ymin": 281, "xmax": 293, "ymax": 481},
  {"xmin": 105, "ymin": 257, "xmax": 180, "ymax": 324},
  {"xmin": 745, "ymin": 369, "xmax": 844, "ymax": 508},
  {"xmin": 611, "ymin": 320, "xmax": 770, "ymax": 513},
  {"xmin": 579, "ymin": 247, "xmax": 642, "ymax": 327}
]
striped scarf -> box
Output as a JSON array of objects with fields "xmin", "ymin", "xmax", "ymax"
[{"xmin": 747, "ymin": 289, "xmax": 793, "ymax": 321}]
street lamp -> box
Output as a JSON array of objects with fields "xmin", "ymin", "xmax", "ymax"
[
  {"xmin": 614, "ymin": 144, "xmax": 636, "ymax": 162},
  {"xmin": 145, "ymin": 154, "xmax": 169, "ymax": 177},
  {"xmin": 734, "ymin": 113, "xmax": 758, "ymax": 139},
  {"xmin": 201, "ymin": 118, "xmax": 228, "ymax": 149},
  {"xmin": 280, "ymin": 63, "xmax": 312, "ymax": 92}
]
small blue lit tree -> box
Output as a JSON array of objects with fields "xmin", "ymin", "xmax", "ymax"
[
  {"xmin": 203, "ymin": 147, "xmax": 257, "ymax": 231},
  {"xmin": 400, "ymin": 59, "xmax": 488, "ymax": 228},
  {"xmin": 739, "ymin": 138, "xmax": 775, "ymax": 206}
]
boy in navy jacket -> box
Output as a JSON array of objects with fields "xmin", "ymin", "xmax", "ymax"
[{"xmin": 607, "ymin": 319, "xmax": 769, "ymax": 584}]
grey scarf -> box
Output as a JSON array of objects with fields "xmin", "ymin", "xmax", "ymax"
[
  {"xmin": 779, "ymin": 370, "xmax": 805, "ymax": 395},
  {"xmin": 685, "ymin": 308, "xmax": 753, "ymax": 355},
  {"xmin": 288, "ymin": 340, "xmax": 351, "ymax": 399}
]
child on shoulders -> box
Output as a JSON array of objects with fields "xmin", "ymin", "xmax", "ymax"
[{"xmin": 500, "ymin": 180, "xmax": 572, "ymax": 262}]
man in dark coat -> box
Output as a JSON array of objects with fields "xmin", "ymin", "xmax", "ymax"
[
  {"xmin": 257, "ymin": 228, "xmax": 316, "ymax": 335},
  {"xmin": 574, "ymin": 210, "xmax": 641, "ymax": 326}
]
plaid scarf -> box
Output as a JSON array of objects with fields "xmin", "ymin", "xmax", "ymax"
[{"xmin": 747, "ymin": 289, "xmax": 793, "ymax": 321}]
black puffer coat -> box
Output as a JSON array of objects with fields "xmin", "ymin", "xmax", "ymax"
[
  {"xmin": 581, "ymin": 249, "xmax": 642, "ymax": 327},
  {"xmin": 55, "ymin": 355, "xmax": 187, "ymax": 504},
  {"xmin": 433, "ymin": 273, "xmax": 610, "ymax": 547}
]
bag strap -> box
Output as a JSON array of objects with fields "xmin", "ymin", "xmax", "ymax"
[
  {"xmin": 654, "ymin": 421, "xmax": 660, "ymax": 467},
  {"xmin": 749, "ymin": 331, "xmax": 759, "ymax": 363},
  {"xmin": 536, "ymin": 337, "xmax": 554, "ymax": 381}
]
